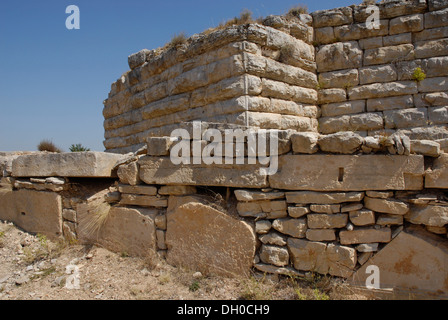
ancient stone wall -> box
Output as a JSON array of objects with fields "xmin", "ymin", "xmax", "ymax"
[
  {"xmin": 103, "ymin": 0, "xmax": 448, "ymax": 155},
  {"xmin": 313, "ymin": 0, "xmax": 448, "ymax": 148},
  {"xmin": 1, "ymin": 0, "xmax": 448, "ymax": 298},
  {"xmin": 103, "ymin": 21, "xmax": 318, "ymax": 154}
]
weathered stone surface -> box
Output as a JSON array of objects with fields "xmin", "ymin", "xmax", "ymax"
[
  {"xmin": 364, "ymin": 44, "xmax": 414, "ymax": 66},
  {"xmin": 327, "ymin": 243, "xmax": 357, "ymax": 278},
  {"xmin": 306, "ymin": 229, "xmax": 336, "ymax": 242},
  {"xmin": 390, "ymin": 14, "xmax": 424, "ymax": 35},
  {"xmin": 288, "ymin": 238, "xmax": 356, "ymax": 277},
  {"xmin": 139, "ymin": 156, "xmax": 268, "ymax": 188},
  {"xmin": 356, "ymin": 243, "xmax": 378, "ymax": 253},
  {"xmin": 147, "ymin": 137, "xmax": 173, "ymax": 156},
  {"xmin": 118, "ymin": 184, "xmax": 158, "ymax": 196},
  {"xmin": 350, "ymin": 226, "xmax": 448, "ymax": 295},
  {"xmin": 312, "ymin": 7, "xmax": 353, "ymax": 28},
  {"xmin": 341, "ymin": 203, "xmax": 363, "ymax": 213},
  {"xmin": 318, "ymin": 69, "xmax": 359, "ymax": 89},
  {"xmin": 418, "ymin": 77, "xmax": 448, "ymax": 93},
  {"xmin": 259, "ymin": 232, "xmax": 287, "ymax": 246},
  {"xmin": 364, "ymin": 197, "xmax": 410, "ymax": 215},
  {"xmin": 307, "ymin": 214, "xmax": 348, "ymax": 229},
  {"xmin": 62, "ymin": 209, "xmax": 77, "ymax": 223},
  {"xmin": 287, "ymin": 238, "xmax": 328, "ymax": 274},
  {"xmin": 286, "ymin": 191, "xmax": 364, "ymax": 204},
  {"xmin": 384, "ymin": 108, "xmax": 428, "ymax": 129},
  {"xmin": 406, "ymin": 205, "xmax": 448, "ymax": 227},
  {"xmin": 234, "ymin": 190, "xmax": 285, "ymax": 202},
  {"xmin": 0, "ymin": 189, "xmax": 62, "ymax": 239},
  {"xmin": 350, "ymin": 113, "xmax": 384, "ymax": 132},
  {"xmin": 166, "ymin": 196, "xmax": 256, "ymax": 277},
  {"xmin": 272, "ymin": 218, "xmax": 307, "ymax": 238},
  {"xmin": 259, "ymin": 245, "xmax": 290, "ymax": 267},
  {"xmin": 348, "ymin": 81, "xmax": 418, "ymax": 100},
  {"xmin": 383, "ymin": 33, "xmax": 412, "ymax": 47},
  {"xmin": 428, "ymin": 106, "xmax": 448, "ymax": 126},
  {"xmin": 425, "ymin": 8, "xmax": 448, "ymax": 29},
  {"xmin": 411, "ymin": 140, "xmax": 441, "ymax": 157},
  {"xmin": 359, "ymin": 65, "xmax": 397, "ymax": 85},
  {"xmin": 415, "ymin": 38, "xmax": 448, "ymax": 59},
  {"xmin": 321, "ymin": 100, "xmax": 365, "ymax": 117},
  {"xmin": 158, "ymin": 185, "xmax": 197, "ymax": 196},
  {"xmin": 376, "ymin": 214, "xmax": 404, "ymax": 226},
  {"xmin": 128, "ymin": 49, "xmax": 150, "ymax": 69},
  {"xmin": 366, "ymin": 191, "xmax": 394, "ymax": 199},
  {"xmin": 310, "ymin": 204, "xmax": 340, "ymax": 214},
  {"xmin": 288, "ymin": 206, "xmax": 310, "ymax": 218},
  {"xmin": 272, "ymin": 155, "xmax": 424, "ymax": 191},
  {"xmin": 254, "ymin": 263, "xmax": 304, "ymax": 277},
  {"xmin": 318, "ymin": 88, "xmax": 347, "ymax": 104},
  {"xmin": 120, "ymin": 194, "xmax": 168, "ymax": 207},
  {"xmin": 425, "ymin": 92, "xmax": 448, "ymax": 106},
  {"xmin": 316, "ymin": 42, "xmax": 362, "ymax": 72},
  {"xmin": 117, "ymin": 161, "xmax": 140, "ymax": 186},
  {"xmin": 426, "ymin": 154, "xmax": 448, "ymax": 188},
  {"xmin": 333, "ymin": 20, "xmax": 389, "ymax": 41},
  {"xmin": 318, "ymin": 132, "xmax": 364, "ymax": 154},
  {"xmin": 93, "ymin": 207, "xmax": 156, "ymax": 256},
  {"xmin": 12, "ymin": 152, "xmax": 126, "ymax": 178},
  {"xmin": 339, "ymin": 227, "xmax": 392, "ymax": 245},
  {"xmin": 315, "ymin": 26, "xmax": 335, "ymax": 45},
  {"xmin": 255, "ymin": 220, "xmax": 272, "ymax": 234},
  {"xmin": 291, "ymin": 132, "xmax": 319, "ymax": 154},
  {"xmin": 367, "ymin": 95, "xmax": 414, "ymax": 112},
  {"xmin": 349, "ymin": 210, "xmax": 376, "ymax": 226}
]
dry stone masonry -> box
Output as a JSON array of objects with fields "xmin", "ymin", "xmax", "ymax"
[{"xmin": 1, "ymin": 0, "xmax": 448, "ymax": 299}]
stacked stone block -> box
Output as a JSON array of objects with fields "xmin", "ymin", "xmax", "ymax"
[
  {"xmin": 313, "ymin": 0, "xmax": 448, "ymax": 149},
  {"xmin": 103, "ymin": 21, "xmax": 318, "ymax": 154}
]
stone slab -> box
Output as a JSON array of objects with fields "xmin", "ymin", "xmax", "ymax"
[
  {"xmin": 165, "ymin": 196, "xmax": 256, "ymax": 277},
  {"xmin": 12, "ymin": 152, "xmax": 126, "ymax": 178},
  {"xmin": 139, "ymin": 156, "xmax": 268, "ymax": 188},
  {"xmin": 0, "ymin": 189, "xmax": 62, "ymax": 239},
  {"xmin": 349, "ymin": 226, "xmax": 448, "ymax": 297},
  {"xmin": 270, "ymin": 155, "xmax": 424, "ymax": 191}
]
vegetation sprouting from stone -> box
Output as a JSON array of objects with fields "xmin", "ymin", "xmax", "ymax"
[{"xmin": 37, "ymin": 139, "xmax": 63, "ymax": 153}]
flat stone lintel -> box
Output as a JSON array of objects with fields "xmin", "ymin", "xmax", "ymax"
[
  {"xmin": 270, "ymin": 154, "xmax": 424, "ymax": 191},
  {"xmin": 11, "ymin": 152, "xmax": 126, "ymax": 178}
]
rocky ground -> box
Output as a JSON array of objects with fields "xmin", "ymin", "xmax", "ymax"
[{"xmin": 0, "ymin": 220, "xmax": 369, "ymax": 300}]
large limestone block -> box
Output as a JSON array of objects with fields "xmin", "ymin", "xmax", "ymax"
[
  {"xmin": 364, "ymin": 44, "xmax": 414, "ymax": 66},
  {"xmin": 348, "ymin": 81, "xmax": 418, "ymax": 100},
  {"xmin": 415, "ymin": 38, "xmax": 448, "ymax": 59},
  {"xmin": 89, "ymin": 207, "xmax": 157, "ymax": 257},
  {"xmin": 12, "ymin": 152, "xmax": 126, "ymax": 178},
  {"xmin": 138, "ymin": 156, "xmax": 268, "ymax": 188},
  {"xmin": 287, "ymin": 238, "xmax": 356, "ymax": 278},
  {"xmin": 316, "ymin": 42, "xmax": 362, "ymax": 72},
  {"xmin": 165, "ymin": 196, "xmax": 256, "ymax": 277},
  {"xmin": 286, "ymin": 191, "xmax": 364, "ymax": 204},
  {"xmin": 406, "ymin": 205, "xmax": 448, "ymax": 227},
  {"xmin": 312, "ymin": 7, "xmax": 353, "ymax": 28},
  {"xmin": 270, "ymin": 155, "xmax": 424, "ymax": 191},
  {"xmin": 426, "ymin": 154, "xmax": 448, "ymax": 188},
  {"xmin": 339, "ymin": 227, "xmax": 392, "ymax": 245},
  {"xmin": 364, "ymin": 197, "xmax": 410, "ymax": 215},
  {"xmin": 389, "ymin": 14, "xmax": 424, "ymax": 35},
  {"xmin": 318, "ymin": 132, "xmax": 364, "ymax": 154},
  {"xmin": 349, "ymin": 226, "xmax": 448, "ymax": 296},
  {"xmin": 0, "ymin": 189, "xmax": 62, "ymax": 239},
  {"xmin": 307, "ymin": 214, "xmax": 348, "ymax": 229}
]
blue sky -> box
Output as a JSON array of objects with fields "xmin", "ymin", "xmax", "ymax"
[{"xmin": 0, "ymin": 0, "xmax": 358, "ymax": 152}]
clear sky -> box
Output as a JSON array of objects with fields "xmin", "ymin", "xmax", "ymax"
[{"xmin": 0, "ymin": 0, "xmax": 358, "ymax": 152}]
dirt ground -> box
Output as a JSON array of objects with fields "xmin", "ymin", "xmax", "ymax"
[{"xmin": 0, "ymin": 220, "xmax": 370, "ymax": 301}]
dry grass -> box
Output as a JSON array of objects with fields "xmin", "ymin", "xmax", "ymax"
[
  {"xmin": 286, "ymin": 4, "xmax": 309, "ymax": 17},
  {"xmin": 168, "ymin": 32, "xmax": 188, "ymax": 50},
  {"xmin": 37, "ymin": 140, "xmax": 62, "ymax": 153},
  {"xmin": 81, "ymin": 201, "xmax": 111, "ymax": 239}
]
